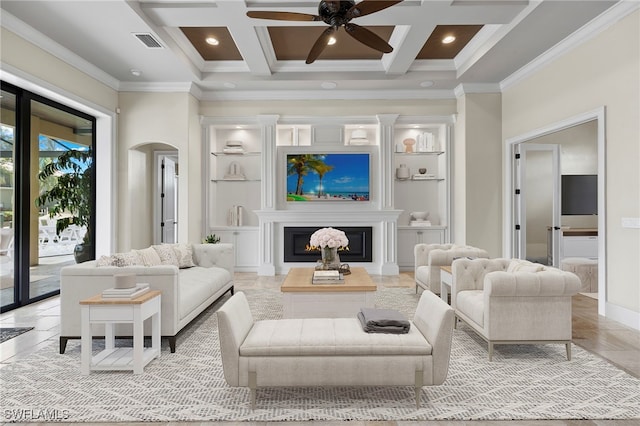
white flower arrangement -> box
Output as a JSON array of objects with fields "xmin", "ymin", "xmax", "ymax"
[{"xmin": 309, "ymin": 227, "xmax": 349, "ymax": 249}]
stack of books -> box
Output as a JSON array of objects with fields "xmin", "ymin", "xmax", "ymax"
[
  {"xmin": 412, "ymin": 173, "xmax": 436, "ymax": 180},
  {"xmin": 102, "ymin": 283, "xmax": 150, "ymax": 299},
  {"xmin": 312, "ymin": 270, "xmax": 344, "ymax": 285},
  {"xmin": 222, "ymin": 140, "xmax": 244, "ymax": 154}
]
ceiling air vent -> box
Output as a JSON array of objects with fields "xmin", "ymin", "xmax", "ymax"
[{"xmin": 133, "ymin": 33, "xmax": 163, "ymax": 49}]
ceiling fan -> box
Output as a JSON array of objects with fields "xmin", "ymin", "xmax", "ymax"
[{"xmin": 247, "ymin": 0, "xmax": 403, "ymax": 64}]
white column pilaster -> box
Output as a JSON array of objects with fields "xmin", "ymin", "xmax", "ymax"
[{"xmin": 257, "ymin": 115, "xmax": 279, "ymax": 276}]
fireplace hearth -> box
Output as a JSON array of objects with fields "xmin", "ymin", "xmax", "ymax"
[{"xmin": 283, "ymin": 226, "xmax": 373, "ymax": 263}]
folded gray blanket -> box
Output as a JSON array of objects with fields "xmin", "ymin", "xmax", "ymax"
[{"xmin": 357, "ymin": 307, "xmax": 410, "ymax": 334}]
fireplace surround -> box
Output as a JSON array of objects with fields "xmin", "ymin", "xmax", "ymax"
[{"xmin": 284, "ymin": 226, "xmax": 373, "ymax": 263}]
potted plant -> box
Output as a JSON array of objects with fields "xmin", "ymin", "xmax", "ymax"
[
  {"xmin": 36, "ymin": 148, "xmax": 93, "ymax": 263},
  {"xmin": 203, "ymin": 234, "xmax": 221, "ymax": 244}
]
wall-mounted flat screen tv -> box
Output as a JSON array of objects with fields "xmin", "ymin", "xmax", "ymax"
[
  {"xmin": 561, "ymin": 174, "xmax": 597, "ymax": 215},
  {"xmin": 286, "ymin": 153, "xmax": 370, "ymax": 202}
]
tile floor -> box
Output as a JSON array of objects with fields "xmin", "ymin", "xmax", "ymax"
[{"xmin": 1, "ymin": 271, "xmax": 638, "ymax": 425}]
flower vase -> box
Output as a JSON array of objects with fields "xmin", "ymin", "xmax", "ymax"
[{"xmin": 320, "ymin": 246, "xmax": 340, "ymax": 270}]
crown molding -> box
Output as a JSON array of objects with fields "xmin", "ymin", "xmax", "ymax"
[
  {"xmin": 454, "ymin": 83, "xmax": 502, "ymax": 98},
  {"xmin": 1, "ymin": 10, "xmax": 120, "ymax": 91},
  {"xmin": 198, "ymin": 88, "xmax": 456, "ymax": 101},
  {"xmin": 118, "ymin": 82, "xmax": 202, "ymax": 99},
  {"xmin": 501, "ymin": 0, "xmax": 640, "ymax": 91}
]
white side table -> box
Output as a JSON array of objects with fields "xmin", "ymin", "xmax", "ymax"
[
  {"xmin": 80, "ymin": 290, "xmax": 161, "ymax": 375},
  {"xmin": 440, "ymin": 266, "xmax": 452, "ymax": 304}
]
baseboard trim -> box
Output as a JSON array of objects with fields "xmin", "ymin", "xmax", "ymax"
[{"xmin": 606, "ymin": 301, "xmax": 640, "ymax": 331}]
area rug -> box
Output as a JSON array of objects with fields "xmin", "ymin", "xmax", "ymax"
[
  {"xmin": 1, "ymin": 287, "xmax": 639, "ymax": 422},
  {"xmin": 0, "ymin": 327, "xmax": 34, "ymax": 343}
]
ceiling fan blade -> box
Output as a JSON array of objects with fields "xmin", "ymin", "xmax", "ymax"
[
  {"xmin": 246, "ymin": 11, "xmax": 320, "ymax": 21},
  {"xmin": 306, "ymin": 26, "xmax": 337, "ymax": 64},
  {"xmin": 344, "ymin": 23, "xmax": 393, "ymax": 53},
  {"xmin": 347, "ymin": 0, "xmax": 403, "ymax": 19}
]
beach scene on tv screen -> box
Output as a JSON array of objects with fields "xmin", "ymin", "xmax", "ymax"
[{"xmin": 287, "ymin": 153, "xmax": 370, "ymax": 201}]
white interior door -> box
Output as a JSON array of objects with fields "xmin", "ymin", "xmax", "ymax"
[
  {"xmin": 514, "ymin": 143, "xmax": 560, "ymax": 265},
  {"xmin": 161, "ymin": 156, "xmax": 178, "ymax": 244}
]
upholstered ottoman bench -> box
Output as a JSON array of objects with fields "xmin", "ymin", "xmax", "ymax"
[
  {"xmin": 561, "ymin": 257, "xmax": 598, "ymax": 292},
  {"xmin": 216, "ymin": 291, "xmax": 455, "ymax": 408}
]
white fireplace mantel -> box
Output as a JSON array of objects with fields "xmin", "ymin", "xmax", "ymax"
[
  {"xmin": 255, "ymin": 209, "xmax": 402, "ymax": 222},
  {"xmin": 255, "ymin": 209, "xmax": 403, "ymax": 276}
]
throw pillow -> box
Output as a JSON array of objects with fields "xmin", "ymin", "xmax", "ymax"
[
  {"xmin": 172, "ymin": 243, "xmax": 195, "ymax": 268},
  {"xmin": 135, "ymin": 247, "xmax": 162, "ymax": 266},
  {"xmin": 96, "ymin": 255, "xmax": 115, "ymax": 267},
  {"xmin": 507, "ymin": 260, "xmax": 544, "ymax": 273},
  {"xmin": 112, "ymin": 251, "xmax": 142, "ymax": 267},
  {"xmin": 152, "ymin": 244, "xmax": 180, "ymax": 267}
]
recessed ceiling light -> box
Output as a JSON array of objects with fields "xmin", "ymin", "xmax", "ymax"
[
  {"xmin": 419, "ymin": 81, "xmax": 434, "ymax": 88},
  {"xmin": 130, "ymin": 69, "xmax": 142, "ymax": 77},
  {"xmin": 321, "ymin": 81, "xmax": 337, "ymax": 89},
  {"xmin": 442, "ymin": 35, "xmax": 456, "ymax": 44},
  {"xmin": 327, "ymin": 37, "xmax": 337, "ymax": 46},
  {"xmin": 206, "ymin": 37, "xmax": 219, "ymax": 46},
  {"xmin": 223, "ymin": 82, "xmax": 236, "ymax": 89}
]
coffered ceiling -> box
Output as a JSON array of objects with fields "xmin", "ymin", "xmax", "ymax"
[{"xmin": 0, "ymin": 1, "xmax": 623, "ymax": 100}]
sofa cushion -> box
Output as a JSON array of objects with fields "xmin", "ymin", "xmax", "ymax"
[
  {"xmin": 178, "ymin": 266, "xmax": 232, "ymax": 320},
  {"xmin": 240, "ymin": 318, "xmax": 432, "ymax": 357},
  {"xmin": 96, "ymin": 251, "xmax": 142, "ymax": 267},
  {"xmin": 507, "ymin": 259, "xmax": 544, "ymax": 273},
  {"xmin": 135, "ymin": 247, "xmax": 162, "ymax": 266},
  {"xmin": 456, "ymin": 290, "xmax": 484, "ymax": 327},
  {"xmin": 172, "ymin": 243, "xmax": 195, "ymax": 268},
  {"xmin": 153, "ymin": 244, "xmax": 180, "ymax": 267}
]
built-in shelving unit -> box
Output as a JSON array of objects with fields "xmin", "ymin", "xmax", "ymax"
[
  {"xmin": 393, "ymin": 120, "xmax": 450, "ymax": 269},
  {"xmin": 203, "ymin": 115, "xmax": 453, "ymax": 274},
  {"xmin": 204, "ymin": 121, "xmax": 262, "ymax": 271}
]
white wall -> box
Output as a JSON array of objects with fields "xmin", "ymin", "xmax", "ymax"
[
  {"xmin": 453, "ymin": 93, "xmax": 503, "ymax": 256},
  {"xmin": 1, "ymin": 27, "xmax": 118, "ymax": 256},
  {"xmin": 117, "ymin": 92, "xmax": 200, "ymax": 250},
  {"xmin": 199, "ymin": 99, "xmax": 457, "ymax": 118},
  {"xmin": 502, "ymin": 10, "xmax": 640, "ymax": 326}
]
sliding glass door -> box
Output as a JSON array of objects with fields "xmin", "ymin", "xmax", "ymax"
[
  {"xmin": 0, "ymin": 89, "xmax": 16, "ymax": 308},
  {"xmin": 0, "ymin": 82, "xmax": 96, "ymax": 312}
]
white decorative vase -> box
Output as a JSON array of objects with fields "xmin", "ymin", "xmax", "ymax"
[{"xmin": 396, "ymin": 164, "xmax": 410, "ymax": 180}]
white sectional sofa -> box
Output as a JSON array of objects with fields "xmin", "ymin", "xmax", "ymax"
[
  {"xmin": 451, "ymin": 257, "xmax": 581, "ymax": 360},
  {"xmin": 59, "ymin": 243, "xmax": 235, "ymax": 353},
  {"xmin": 217, "ymin": 290, "xmax": 455, "ymax": 409}
]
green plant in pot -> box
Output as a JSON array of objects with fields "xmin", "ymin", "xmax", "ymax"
[
  {"xmin": 203, "ymin": 234, "xmax": 221, "ymax": 244},
  {"xmin": 36, "ymin": 148, "xmax": 93, "ymax": 263}
]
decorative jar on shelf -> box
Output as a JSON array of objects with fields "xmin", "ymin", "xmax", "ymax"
[{"xmin": 396, "ymin": 164, "xmax": 410, "ymax": 180}]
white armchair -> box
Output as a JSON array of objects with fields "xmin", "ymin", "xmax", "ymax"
[
  {"xmin": 414, "ymin": 243, "xmax": 489, "ymax": 294},
  {"xmin": 451, "ymin": 258, "xmax": 581, "ymax": 360}
]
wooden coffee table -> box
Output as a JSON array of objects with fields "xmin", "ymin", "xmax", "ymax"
[{"xmin": 281, "ymin": 267, "xmax": 377, "ymax": 318}]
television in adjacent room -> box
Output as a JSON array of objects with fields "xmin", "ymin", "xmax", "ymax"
[
  {"xmin": 561, "ymin": 174, "xmax": 598, "ymax": 215},
  {"xmin": 286, "ymin": 153, "xmax": 370, "ymax": 202}
]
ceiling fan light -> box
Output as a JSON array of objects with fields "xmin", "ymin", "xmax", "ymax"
[
  {"xmin": 206, "ymin": 37, "xmax": 219, "ymax": 46},
  {"xmin": 442, "ymin": 35, "xmax": 456, "ymax": 44},
  {"xmin": 327, "ymin": 37, "xmax": 337, "ymax": 46}
]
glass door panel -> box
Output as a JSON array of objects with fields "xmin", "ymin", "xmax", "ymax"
[
  {"xmin": 0, "ymin": 90, "xmax": 16, "ymax": 309},
  {"xmin": 30, "ymin": 99, "xmax": 93, "ymax": 299}
]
